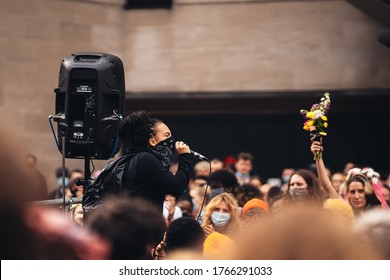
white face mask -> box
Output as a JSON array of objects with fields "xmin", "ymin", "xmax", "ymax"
[
  {"xmin": 211, "ymin": 211, "xmax": 231, "ymax": 228},
  {"xmin": 289, "ymin": 188, "xmax": 308, "ymax": 200}
]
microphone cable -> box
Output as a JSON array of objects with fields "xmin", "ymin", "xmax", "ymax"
[
  {"xmin": 196, "ymin": 158, "xmax": 212, "ymax": 223},
  {"xmin": 48, "ymin": 115, "xmax": 61, "ymax": 152},
  {"xmin": 109, "ymin": 109, "xmax": 122, "ymax": 159}
]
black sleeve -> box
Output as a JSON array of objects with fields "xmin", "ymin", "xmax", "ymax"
[{"xmin": 136, "ymin": 152, "xmax": 193, "ymax": 196}]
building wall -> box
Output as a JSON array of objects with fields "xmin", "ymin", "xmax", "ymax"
[{"xmin": 0, "ymin": 0, "xmax": 389, "ymax": 192}]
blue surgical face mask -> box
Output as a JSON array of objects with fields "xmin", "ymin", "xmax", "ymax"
[
  {"xmin": 211, "ymin": 211, "xmax": 231, "ymax": 228},
  {"xmin": 282, "ymin": 175, "xmax": 291, "ymax": 183},
  {"xmin": 57, "ymin": 177, "xmax": 69, "ymax": 187}
]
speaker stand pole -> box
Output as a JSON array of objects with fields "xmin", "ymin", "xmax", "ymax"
[
  {"xmin": 83, "ymin": 153, "xmax": 91, "ymax": 199},
  {"xmin": 58, "ymin": 123, "xmax": 68, "ymax": 214},
  {"xmin": 82, "ymin": 150, "xmax": 91, "ymax": 222}
]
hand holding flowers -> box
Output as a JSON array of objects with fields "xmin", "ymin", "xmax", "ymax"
[{"xmin": 300, "ymin": 92, "xmax": 331, "ymax": 160}]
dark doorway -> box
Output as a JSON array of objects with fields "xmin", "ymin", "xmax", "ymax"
[{"xmin": 125, "ymin": 89, "xmax": 390, "ymax": 181}]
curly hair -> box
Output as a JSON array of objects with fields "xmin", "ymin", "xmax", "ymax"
[{"xmin": 201, "ymin": 192, "xmax": 240, "ymax": 236}]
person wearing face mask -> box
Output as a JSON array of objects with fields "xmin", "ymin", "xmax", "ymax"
[
  {"xmin": 111, "ymin": 110, "xmax": 193, "ymax": 212},
  {"xmin": 201, "ymin": 192, "xmax": 240, "ymax": 238},
  {"xmin": 284, "ymin": 169, "xmax": 326, "ymax": 206},
  {"xmin": 48, "ymin": 166, "xmax": 70, "ymax": 199}
]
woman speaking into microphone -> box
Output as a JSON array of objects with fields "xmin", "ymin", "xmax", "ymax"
[{"xmin": 117, "ymin": 110, "xmax": 193, "ymax": 212}]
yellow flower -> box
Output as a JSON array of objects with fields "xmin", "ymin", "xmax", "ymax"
[
  {"xmin": 324, "ymin": 122, "xmax": 328, "ymax": 128},
  {"xmin": 306, "ymin": 111, "xmax": 314, "ymax": 119},
  {"xmin": 306, "ymin": 120, "xmax": 314, "ymax": 127},
  {"xmin": 321, "ymin": 116, "xmax": 327, "ymax": 121},
  {"xmin": 319, "ymin": 132, "xmax": 327, "ymax": 136},
  {"xmin": 303, "ymin": 125, "xmax": 310, "ymax": 131}
]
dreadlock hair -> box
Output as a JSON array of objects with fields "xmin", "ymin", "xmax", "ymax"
[{"xmin": 118, "ymin": 110, "xmax": 159, "ymax": 150}]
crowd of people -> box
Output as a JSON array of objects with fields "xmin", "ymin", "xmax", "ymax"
[{"xmin": 1, "ymin": 112, "xmax": 390, "ymax": 260}]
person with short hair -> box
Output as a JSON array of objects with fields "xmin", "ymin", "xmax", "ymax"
[
  {"xmin": 85, "ymin": 196, "xmax": 166, "ymax": 260},
  {"xmin": 234, "ymin": 152, "xmax": 254, "ymax": 186},
  {"xmin": 165, "ymin": 217, "xmax": 205, "ymax": 257}
]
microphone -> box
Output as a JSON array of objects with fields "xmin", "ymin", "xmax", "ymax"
[{"xmin": 190, "ymin": 150, "xmax": 209, "ymax": 161}]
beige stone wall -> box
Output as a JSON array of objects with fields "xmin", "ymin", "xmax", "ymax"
[
  {"xmin": 124, "ymin": 0, "xmax": 390, "ymax": 91},
  {"xmin": 0, "ymin": 0, "xmax": 389, "ymax": 192}
]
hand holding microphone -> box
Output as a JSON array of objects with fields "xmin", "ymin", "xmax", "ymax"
[
  {"xmin": 175, "ymin": 141, "xmax": 190, "ymax": 155},
  {"xmin": 175, "ymin": 141, "xmax": 209, "ymax": 161}
]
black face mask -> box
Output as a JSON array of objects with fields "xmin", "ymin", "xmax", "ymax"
[
  {"xmin": 156, "ymin": 136, "xmax": 175, "ymax": 153},
  {"xmin": 149, "ymin": 136, "xmax": 175, "ymax": 169}
]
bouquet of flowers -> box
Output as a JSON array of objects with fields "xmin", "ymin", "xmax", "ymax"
[{"xmin": 300, "ymin": 92, "xmax": 331, "ymax": 160}]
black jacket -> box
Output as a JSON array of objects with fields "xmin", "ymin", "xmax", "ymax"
[{"xmin": 122, "ymin": 148, "xmax": 193, "ymax": 211}]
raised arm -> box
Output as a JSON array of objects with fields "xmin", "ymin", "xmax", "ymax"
[{"xmin": 310, "ymin": 141, "xmax": 339, "ymax": 199}]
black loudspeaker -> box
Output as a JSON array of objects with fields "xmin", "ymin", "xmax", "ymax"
[{"xmin": 54, "ymin": 52, "xmax": 125, "ymax": 160}]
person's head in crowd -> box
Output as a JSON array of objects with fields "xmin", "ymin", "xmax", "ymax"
[
  {"xmin": 0, "ymin": 122, "xmax": 109, "ymax": 260},
  {"xmin": 268, "ymin": 193, "xmax": 284, "ymax": 218},
  {"xmin": 0, "ymin": 125, "xmax": 45, "ymax": 258},
  {"xmin": 85, "ymin": 196, "xmax": 166, "ymax": 260},
  {"xmin": 284, "ymin": 169, "xmax": 325, "ymax": 205},
  {"xmin": 234, "ymin": 152, "xmax": 254, "ymax": 185},
  {"xmin": 190, "ymin": 175, "xmax": 209, "ymax": 189},
  {"xmin": 223, "ymin": 156, "xmax": 237, "ymax": 172},
  {"xmin": 235, "ymin": 205, "xmax": 382, "ymax": 259},
  {"xmin": 194, "ymin": 160, "xmax": 211, "ymax": 178},
  {"xmin": 165, "ymin": 217, "xmax": 205, "ymax": 258},
  {"xmin": 241, "ymin": 198, "xmax": 269, "ymax": 228},
  {"xmin": 343, "ymin": 162, "xmax": 358, "ymax": 176},
  {"xmin": 384, "ymin": 171, "xmax": 390, "ymax": 187},
  {"xmin": 249, "ymin": 174, "xmax": 262, "ymax": 189},
  {"xmin": 189, "ymin": 177, "xmax": 210, "ymax": 217},
  {"xmin": 234, "ymin": 183, "xmax": 263, "ymax": 208},
  {"xmin": 331, "ymin": 172, "xmax": 345, "ymax": 194},
  {"xmin": 176, "ymin": 193, "xmax": 194, "ymax": 218},
  {"xmin": 210, "ymin": 158, "xmax": 224, "ymax": 173},
  {"xmin": 267, "ymin": 178, "xmax": 282, "ymax": 188},
  {"xmin": 209, "ymin": 169, "xmax": 239, "ymax": 199},
  {"xmin": 267, "ymin": 186, "xmax": 283, "ymax": 204},
  {"xmin": 55, "ymin": 166, "xmax": 70, "ymax": 188},
  {"xmin": 201, "ymin": 192, "xmax": 240, "ymax": 237},
  {"xmin": 381, "ymin": 184, "xmax": 390, "ymax": 206},
  {"xmin": 353, "ymin": 209, "xmax": 390, "ymax": 259},
  {"xmin": 68, "ymin": 168, "xmax": 84, "ymax": 197},
  {"xmin": 281, "ymin": 168, "xmax": 295, "ymax": 185},
  {"xmin": 323, "ymin": 198, "xmax": 355, "ymax": 224},
  {"xmin": 25, "ymin": 205, "xmax": 110, "ymax": 259},
  {"xmin": 262, "ymin": 178, "xmax": 280, "ymax": 201},
  {"xmin": 344, "ymin": 172, "xmax": 381, "ymax": 214}
]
